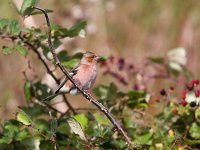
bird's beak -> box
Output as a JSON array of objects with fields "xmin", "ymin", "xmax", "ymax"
[{"xmin": 95, "ymin": 55, "xmax": 100, "ymax": 61}]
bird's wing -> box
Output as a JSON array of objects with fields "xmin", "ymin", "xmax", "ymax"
[{"xmin": 54, "ymin": 65, "xmax": 80, "ymax": 94}]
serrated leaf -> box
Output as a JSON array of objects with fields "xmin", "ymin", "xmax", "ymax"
[
  {"xmin": 15, "ymin": 129, "xmax": 30, "ymax": 141},
  {"xmin": 20, "ymin": 0, "xmax": 37, "ymax": 16},
  {"xmin": 74, "ymin": 114, "xmax": 88, "ymax": 130},
  {"xmin": 67, "ymin": 117, "xmax": 87, "ymax": 141},
  {"xmin": 94, "ymin": 113, "xmax": 110, "ymax": 126},
  {"xmin": 9, "ymin": 20, "xmax": 20, "ymax": 35},
  {"xmin": 16, "ymin": 107, "xmax": 32, "ymax": 126},
  {"xmin": 134, "ymin": 132, "xmax": 153, "ymax": 145},
  {"xmin": 15, "ymin": 44, "xmax": 28, "ymax": 56},
  {"xmin": 2, "ymin": 47, "xmax": 12, "ymax": 55},
  {"xmin": 24, "ymin": 80, "xmax": 32, "ymax": 102},
  {"xmin": 189, "ymin": 122, "xmax": 200, "ymax": 139},
  {"xmin": 0, "ymin": 18, "xmax": 9, "ymax": 29}
]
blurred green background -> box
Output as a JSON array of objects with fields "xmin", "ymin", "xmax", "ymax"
[{"xmin": 1, "ymin": 0, "xmax": 200, "ymax": 119}]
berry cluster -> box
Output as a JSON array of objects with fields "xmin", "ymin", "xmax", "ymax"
[
  {"xmin": 99, "ymin": 55, "xmax": 171, "ymax": 91},
  {"xmin": 183, "ymin": 80, "xmax": 200, "ymax": 107},
  {"xmin": 159, "ymin": 80, "xmax": 200, "ymax": 108},
  {"xmin": 99, "ymin": 56, "xmax": 133, "ymax": 86}
]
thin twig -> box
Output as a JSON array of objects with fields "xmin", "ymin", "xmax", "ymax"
[
  {"xmin": 33, "ymin": 6, "xmax": 132, "ymax": 146},
  {"xmin": 33, "ymin": 99, "xmax": 64, "ymax": 115}
]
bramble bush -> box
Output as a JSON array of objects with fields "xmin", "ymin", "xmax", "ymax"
[{"xmin": 0, "ymin": 0, "xmax": 200, "ymax": 150}]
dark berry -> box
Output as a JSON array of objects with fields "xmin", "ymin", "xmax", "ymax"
[
  {"xmin": 160, "ymin": 89, "xmax": 167, "ymax": 96},
  {"xmin": 133, "ymin": 84, "xmax": 139, "ymax": 90},
  {"xmin": 172, "ymin": 109, "xmax": 178, "ymax": 115},
  {"xmin": 100, "ymin": 60, "xmax": 107, "ymax": 67},
  {"xmin": 195, "ymin": 89, "xmax": 200, "ymax": 97},
  {"xmin": 128, "ymin": 64, "xmax": 134, "ymax": 70},
  {"xmin": 181, "ymin": 89, "xmax": 187, "ymax": 99},
  {"xmin": 186, "ymin": 83, "xmax": 194, "ymax": 91},
  {"xmin": 180, "ymin": 100, "xmax": 187, "ymax": 107},
  {"xmin": 118, "ymin": 58, "xmax": 125, "ymax": 70},
  {"xmin": 192, "ymin": 80, "xmax": 199, "ymax": 86},
  {"xmin": 170, "ymin": 86, "xmax": 174, "ymax": 91},
  {"xmin": 190, "ymin": 101, "xmax": 196, "ymax": 107}
]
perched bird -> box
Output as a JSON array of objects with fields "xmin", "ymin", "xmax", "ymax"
[{"xmin": 55, "ymin": 51, "xmax": 99, "ymax": 95}]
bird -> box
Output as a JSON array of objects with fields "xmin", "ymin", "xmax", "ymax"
[{"xmin": 55, "ymin": 51, "xmax": 99, "ymax": 95}]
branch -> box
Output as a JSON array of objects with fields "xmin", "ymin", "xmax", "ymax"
[{"xmin": 33, "ymin": 6, "xmax": 132, "ymax": 147}]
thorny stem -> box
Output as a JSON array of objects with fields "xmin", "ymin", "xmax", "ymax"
[{"xmin": 33, "ymin": 6, "xmax": 132, "ymax": 147}]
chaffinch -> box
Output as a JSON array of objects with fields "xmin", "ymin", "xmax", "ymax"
[{"xmin": 55, "ymin": 51, "xmax": 99, "ymax": 95}]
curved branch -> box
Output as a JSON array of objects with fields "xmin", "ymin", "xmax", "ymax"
[{"xmin": 33, "ymin": 6, "xmax": 132, "ymax": 146}]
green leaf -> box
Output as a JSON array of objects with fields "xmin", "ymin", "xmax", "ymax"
[
  {"xmin": 134, "ymin": 132, "xmax": 153, "ymax": 145},
  {"xmin": 24, "ymin": 80, "xmax": 32, "ymax": 102},
  {"xmin": 0, "ymin": 136, "xmax": 12, "ymax": 144},
  {"xmin": 15, "ymin": 44, "xmax": 28, "ymax": 56},
  {"xmin": 15, "ymin": 129, "xmax": 30, "ymax": 141},
  {"xmin": 21, "ymin": 105, "xmax": 49, "ymax": 117},
  {"xmin": 93, "ymin": 83, "xmax": 118, "ymax": 100},
  {"xmin": 0, "ymin": 18, "xmax": 9, "ymax": 29},
  {"xmin": 53, "ymin": 38, "xmax": 62, "ymax": 49},
  {"xmin": 189, "ymin": 122, "xmax": 200, "ymax": 139},
  {"xmin": 41, "ymin": 44, "xmax": 51, "ymax": 60},
  {"xmin": 2, "ymin": 47, "xmax": 12, "ymax": 55},
  {"xmin": 32, "ymin": 81, "xmax": 53, "ymax": 100},
  {"xmin": 20, "ymin": 0, "xmax": 37, "ymax": 16},
  {"xmin": 62, "ymin": 21, "xmax": 87, "ymax": 37},
  {"xmin": 21, "ymin": 137, "xmax": 40, "ymax": 149},
  {"xmin": 148, "ymin": 57, "xmax": 164, "ymax": 64},
  {"xmin": 9, "ymin": 20, "xmax": 20, "ymax": 35},
  {"xmin": 35, "ymin": 119, "xmax": 50, "ymax": 133},
  {"xmin": 58, "ymin": 51, "xmax": 69, "ymax": 62},
  {"xmin": 67, "ymin": 117, "xmax": 87, "ymax": 141},
  {"xmin": 62, "ymin": 58, "xmax": 79, "ymax": 69},
  {"xmin": 16, "ymin": 107, "xmax": 32, "ymax": 126},
  {"xmin": 127, "ymin": 90, "xmax": 147, "ymax": 108},
  {"xmin": 74, "ymin": 114, "xmax": 88, "ymax": 130},
  {"xmin": 94, "ymin": 113, "xmax": 110, "ymax": 126},
  {"xmin": 57, "ymin": 123, "xmax": 70, "ymax": 135},
  {"xmin": 195, "ymin": 108, "xmax": 200, "ymax": 123},
  {"xmin": 2, "ymin": 120, "xmax": 20, "ymax": 140}
]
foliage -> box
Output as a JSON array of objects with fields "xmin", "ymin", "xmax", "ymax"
[{"xmin": 0, "ymin": 0, "xmax": 200, "ymax": 149}]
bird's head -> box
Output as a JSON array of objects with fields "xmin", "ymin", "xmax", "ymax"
[{"xmin": 81, "ymin": 51, "xmax": 99, "ymax": 65}]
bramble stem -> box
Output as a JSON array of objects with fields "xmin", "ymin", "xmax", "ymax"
[{"xmin": 33, "ymin": 6, "xmax": 132, "ymax": 147}]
